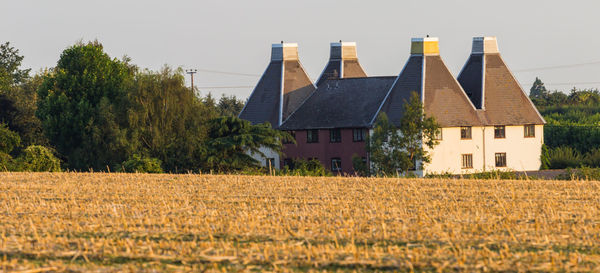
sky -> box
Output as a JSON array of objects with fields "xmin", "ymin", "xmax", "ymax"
[{"xmin": 2, "ymin": 0, "xmax": 599, "ymax": 99}]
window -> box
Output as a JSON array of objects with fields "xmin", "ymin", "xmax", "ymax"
[
  {"xmin": 524, "ymin": 125, "xmax": 535, "ymax": 138},
  {"xmin": 307, "ymin": 129, "xmax": 319, "ymax": 143},
  {"xmin": 330, "ymin": 129, "xmax": 341, "ymax": 143},
  {"xmin": 495, "ymin": 153, "xmax": 507, "ymax": 167},
  {"xmin": 461, "ymin": 126, "xmax": 472, "ymax": 139},
  {"xmin": 433, "ymin": 128, "xmax": 443, "ymax": 140},
  {"xmin": 331, "ymin": 158, "xmax": 342, "ymax": 172},
  {"xmin": 461, "ymin": 154, "xmax": 473, "ymax": 169},
  {"xmin": 494, "ymin": 126, "xmax": 505, "ymax": 139},
  {"xmin": 283, "ymin": 131, "xmax": 295, "ymax": 144},
  {"xmin": 353, "ymin": 128, "xmax": 366, "ymax": 142}
]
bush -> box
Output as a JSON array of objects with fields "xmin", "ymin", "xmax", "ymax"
[
  {"xmin": 557, "ymin": 167, "xmax": 600, "ymax": 180},
  {"xmin": 17, "ymin": 145, "xmax": 61, "ymax": 172},
  {"xmin": 280, "ymin": 158, "xmax": 330, "ymax": 176},
  {"xmin": 546, "ymin": 146, "xmax": 582, "ymax": 169},
  {"xmin": 351, "ymin": 154, "xmax": 369, "ymax": 176},
  {"xmin": 584, "ymin": 148, "xmax": 600, "ymax": 168},
  {"xmin": 0, "ymin": 152, "xmax": 15, "ymax": 171},
  {"xmin": 0, "ymin": 123, "xmax": 21, "ymax": 154},
  {"xmin": 122, "ymin": 155, "xmax": 163, "ymax": 173}
]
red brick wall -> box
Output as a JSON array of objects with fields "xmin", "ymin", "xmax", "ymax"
[{"xmin": 282, "ymin": 128, "xmax": 367, "ymax": 174}]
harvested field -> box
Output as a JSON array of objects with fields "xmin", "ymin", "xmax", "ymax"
[{"xmin": 1, "ymin": 173, "xmax": 600, "ymax": 272}]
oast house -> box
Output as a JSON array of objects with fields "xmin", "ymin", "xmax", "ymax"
[{"xmin": 239, "ymin": 37, "xmax": 545, "ymax": 175}]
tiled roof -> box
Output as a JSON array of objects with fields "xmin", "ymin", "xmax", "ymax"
[
  {"xmin": 479, "ymin": 54, "xmax": 545, "ymax": 125},
  {"xmin": 238, "ymin": 61, "xmax": 282, "ymax": 126},
  {"xmin": 379, "ymin": 55, "xmax": 482, "ymax": 127},
  {"xmin": 280, "ymin": 77, "xmax": 396, "ymax": 130},
  {"xmin": 457, "ymin": 37, "xmax": 545, "ymax": 125},
  {"xmin": 239, "ymin": 44, "xmax": 315, "ymax": 128}
]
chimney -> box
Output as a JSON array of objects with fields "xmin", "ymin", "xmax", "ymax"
[
  {"xmin": 316, "ymin": 41, "xmax": 366, "ymax": 86},
  {"xmin": 471, "ymin": 37, "xmax": 499, "ymax": 54},
  {"xmin": 410, "ymin": 37, "xmax": 440, "ymax": 55},
  {"xmin": 329, "ymin": 42, "xmax": 359, "ymax": 60},
  {"xmin": 271, "ymin": 43, "xmax": 299, "ymax": 61}
]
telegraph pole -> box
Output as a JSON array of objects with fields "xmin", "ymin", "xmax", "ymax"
[{"xmin": 185, "ymin": 69, "xmax": 198, "ymax": 90}]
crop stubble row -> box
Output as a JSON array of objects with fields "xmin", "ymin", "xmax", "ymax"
[{"xmin": 1, "ymin": 173, "xmax": 599, "ymax": 271}]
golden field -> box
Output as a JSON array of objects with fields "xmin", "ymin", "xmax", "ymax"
[{"xmin": 1, "ymin": 173, "xmax": 599, "ymax": 272}]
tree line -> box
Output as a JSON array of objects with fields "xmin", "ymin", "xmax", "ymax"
[
  {"xmin": 0, "ymin": 41, "xmax": 288, "ymax": 173},
  {"xmin": 529, "ymin": 77, "xmax": 600, "ymax": 169}
]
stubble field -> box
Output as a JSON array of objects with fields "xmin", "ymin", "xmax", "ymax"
[{"xmin": 1, "ymin": 173, "xmax": 600, "ymax": 272}]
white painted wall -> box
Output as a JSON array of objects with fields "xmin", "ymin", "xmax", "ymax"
[
  {"xmin": 248, "ymin": 147, "xmax": 280, "ymax": 170},
  {"xmin": 423, "ymin": 125, "xmax": 543, "ymax": 175},
  {"xmin": 424, "ymin": 127, "xmax": 484, "ymax": 175}
]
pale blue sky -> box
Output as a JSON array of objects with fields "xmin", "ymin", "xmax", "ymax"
[{"xmin": 2, "ymin": 0, "xmax": 599, "ymax": 98}]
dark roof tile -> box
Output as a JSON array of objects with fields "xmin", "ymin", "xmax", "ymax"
[{"xmin": 280, "ymin": 77, "xmax": 396, "ymax": 130}]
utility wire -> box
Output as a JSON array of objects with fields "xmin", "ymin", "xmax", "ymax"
[
  {"xmin": 543, "ymin": 82, "xmax": 600, "ymax": 86},
  {"xmin": 197, "ymin": 86, "xmax": 254, "ymax": 89},
  {"xmin": 514, "ymin": 60, "xmax": 600, "ymax": 72},
  {"xmin": 195, "ymin": 68, "xmax": 260, "ymax": 77}
]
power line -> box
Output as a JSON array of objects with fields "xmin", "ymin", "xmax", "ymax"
[
  {"xmin": 544, "ymin": 82, "xmax": 600, "ymax": 86},
  {"xmin": 195, "ymin": 68, "xmax": 260, "ymax": 77},
  {"xmin": 514, "ymin": 60, "xmax": 600, "ymax": 72},
  {"xmin": 197, "ymin": 86, "xmax": 254, "ymax": 89}
]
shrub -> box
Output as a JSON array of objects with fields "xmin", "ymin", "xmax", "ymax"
[
  {"xmin": 351, "ymin": 154, "xmax": 369, "ymax": 176},
  {"xmin": 546, "ymin": 146, "xmax": 582, "ymax": 169},
  {"xmin": 122, "ymin": 155, "xmax": 163, "ymax": 173},
  {"xmin": 17, "ymin": 145, "xmax": 61, "ymax": 172},
  {"xmin": 0, "ymin": 123, "xmax": 21, "ymax": 154},
  {"xmin": 557, "ymin": 167, "xmax": 600, "ymax": 180},
  {"xmin": 280, "ymin": 158, "xmax": 330, "ymax": 176},
  {"xmin": 584, "ymin": 148, "xmax": 600, "ymax": 168},
  {"xmin": 0, "ymin": 152, "xmax": 15, "ymax": 171}
]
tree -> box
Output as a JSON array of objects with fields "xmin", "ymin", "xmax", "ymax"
[
  {"xmin": 217, "ymin": 94, "xmax": 245, "ymax": 117},
  {"xmin": 529, "ymin": 77, "xmax": 548, "ymax": 99},
  {"xmin": 0, "ymin": 42, "xmax": 46, "ymax": 147},
  {"xmin": 0, "ymin": 42, "xmax": 31, "ymax": 91},
  {"xmin": 37, "ymin": 41, "xmax": 135, "ymax": 170},
  {"xmin": 1, "ymin": 72, "xmax": 48, "ymax": 147},
  {"xmin": 204, "ymin": 116, "xmax": 293, "ymax": 172},
  {"xmin": 366, "ymin": 91, "xmax": 440, "ymax": 176},
  {"xmin": 127, "ymin": 66, "xmax": 216, "ymax": 172}
]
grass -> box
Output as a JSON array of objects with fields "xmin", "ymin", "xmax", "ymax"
[{"xmin": 1, "ymin": 173, "xmax": 600, "ymax": 272}]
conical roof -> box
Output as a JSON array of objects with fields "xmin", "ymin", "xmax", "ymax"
[
  {"xmin": 457, "ymin": 37, "xmax": 545, "ymax": 125},
  {"xmin": 239, "ymin": 43, "xmax": 316, "ymax": 127},
  {"xmin": 376, "ymin": 38, "xmax": 482, "ymax": 127}
]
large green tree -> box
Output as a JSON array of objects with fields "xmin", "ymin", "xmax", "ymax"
[
  {"xmin": 0, "ymin": 42, "xmax": 46, "ymax": 147},
  {"xmin": 366, "ymin": 91, "xmax": 440, "ymax": 176},
  {"xmin": 127, "ymin": 66, "xmax": 216, "ymax": 172},
  {"xmin": 37, "ymin": 41, "xmax": 135, "ymax": 170}
]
